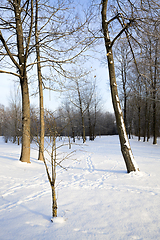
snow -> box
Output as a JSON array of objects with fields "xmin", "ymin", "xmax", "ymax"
[{"xmin": 0, "ymin": 135, "xmax": 160, "ymax": 240}]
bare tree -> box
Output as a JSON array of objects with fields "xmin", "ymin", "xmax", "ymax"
[
  {"xmin": 0, "ymin": 0, "xmax": 34, "ymax": 162},
  {"xmin": 2, "ymin": 86, "xmax": 22, "ymax": 144},
  {"xmin": 35, "ymin": 0, "xmax": 44, "ymax": 160},
  {"xmin": 8, "ymin": 85, "xmax": 22, "ymax": 144},
  {"xmin": 101, "ymin": 0, "xmax": 140, "ymax": 173},
  {"xmin": 41, "ymin": 111, "xmax": 75, "ymax": 219},
  {"xmin": 32, "ymin": 0, "xmax": 97, "ymax": 159},
  {"xmin": 115, "ymin": 40, "xmax": 133, "ymax": 129},
  {"xmin": 0, "ymin": 0, "xmax": 97, "ymax": 163},
  {"xmin": 85, "ymin": 81, "xmax": 100, "ymax": 140},
  {"xmin": 0, "ymin": 104, "xmax": 5, "ymax": 136},
  {"xmin": 66, "ymin": 70, "xmax": 96, "ymax": 143},
  {"xmin": 122, "ymin": 19, "xmax": 160, "ymax": 143}
]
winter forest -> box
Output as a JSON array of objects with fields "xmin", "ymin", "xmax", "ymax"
[{"xmin": 0, "ymin": 0, "xmax": 160, "ymax": 239}]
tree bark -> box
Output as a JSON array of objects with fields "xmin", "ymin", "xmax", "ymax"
[
  {"xmin": 35, "ymin": 0, "xmax": 45, "ymax": 160},
  {"xmin": 122, "ymin": 63, "xmax": 127, "ymax": 128},
  {"xmin": 0, "ymin": 1, "xmax": 34, "ymax": 163},
  {"xmin": 152, "ymin": 39, "xmax": 158, "ymax": 145},
  {"xmin": 51, "ymin": 137, "xmax": 57, "ymax": 217},
  {"xmin": 101, "ymin": 0, "xmax": 139, "ymax": 173},
  {"xmin": 138, "ymin": 105, "xmax": 141, "ymax": 141},
  {"xmin": 20, "ymin": 74, "xmax": 31, "ymax": 163},
  {"xmin": 88, "ymin": 108, "xmax": 93, "ymax": 140},
  {"xmin": 143, "ymin": 97, "xmax": 147, "ymax": 142},
  {"xmin": 52, "ymin": 184, "xmax": 57, "ymax": 217},
  {"xmin": 77, "ymin": 84, "xmax": 86, "ymax": 143},
  {"xmin": 14, "ymin": 1, "xmax": 32, "ymax": 163}
]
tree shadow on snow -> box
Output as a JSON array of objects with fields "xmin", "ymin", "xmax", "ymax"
[
  {"xmin": 70, "ymin": 166, "xmax": 127, "ymax": 174},
  {"xmin": 0, "ymin": 154, "xmax": 20, "ymax": 162},
  {"xmin": 20, "ymin": 204, "xmax": 50, "ymax": 222}
]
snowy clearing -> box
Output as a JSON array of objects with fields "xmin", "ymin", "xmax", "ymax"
[{"xmin": 0, "ymin": 135, "xmax": 160, "ymax": 240}]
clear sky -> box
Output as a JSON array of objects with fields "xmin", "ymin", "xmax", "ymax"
[{"xmin": 0, "ymin": 64, "xmax": 113, "ymax": 113}]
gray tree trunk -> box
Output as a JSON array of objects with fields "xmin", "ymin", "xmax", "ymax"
[
  {"xmin": 20, "ymin": 75, "xmax": 31, "ymax": 163},
  {"xmin": 14, "ymin": 1, "xmax": 32, "ymax": 163},
  {"xmin": 101, "ymin": 0, "xmax": 139, "ymax": 173},
  {"xmin": 35, "ymin": 0, "xmax": 45, "ymax": 160},
  {"xmin": 152, "ymin": 39, "xmax": 158, "ymax": 145}
]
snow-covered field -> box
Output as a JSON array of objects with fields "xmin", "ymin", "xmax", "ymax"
[{"xmin": 0, "ymin": 135, "xmax": 160, "ymax": 240}]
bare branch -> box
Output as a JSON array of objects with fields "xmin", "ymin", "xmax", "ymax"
[
  {"xmin": 0, "ymin": 31, "xmax": 20, "ymax": 70},
  {"xmin": 0, "ymin": 70, "xmax": 21, "ymax": 78}
]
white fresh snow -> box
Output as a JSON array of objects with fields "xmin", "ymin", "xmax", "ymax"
[{"xmin": 0, "ymin": 135, "xmax": 160, "ymax": 240}]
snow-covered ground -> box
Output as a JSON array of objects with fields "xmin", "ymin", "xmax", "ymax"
[{"xmin": 0, "ymin": 135, "xmax": 160, "ymax": 240}]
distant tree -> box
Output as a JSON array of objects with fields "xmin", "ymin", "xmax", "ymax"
[
  {"xmin": 0, "ymin": 104, "xmax": 5, "ymax": 136},
  {"xmin": 115, "ymin": 40, "xmax": 133, "ymax": 130},
  {"xmin": 86, "ymin": 86, "xmax": 100, "ymax": 140},
  {"xmin": 30, "ymin": 105, "xmax": 39, "ymax": 143},
  {"xmin": 123, "ymin": 22, "xmax": 160, "ymax": 142},
  {"xmin": 66, "ymin": 70, "xmax": 96, "ymax": 143},
  {"xmin": 2, "ymin": 86, "xmax": 22, "ymax": 144},
  {"xmin": 9, "ymin": 86, "xmax": 22, "ymax": 144},
  {"xmin": 62, "ymin": 102, "xmax": 76, "ymax": 141},
  {"xmin": 97, "ymin": 111, "xmax": 117, "ymax": 136}
]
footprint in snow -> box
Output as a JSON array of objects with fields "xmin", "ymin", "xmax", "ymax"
[{"xmin": 86, "ymin": 155, "xmax": 95, "ymax": 173}]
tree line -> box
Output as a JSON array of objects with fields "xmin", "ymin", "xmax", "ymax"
[
  {"xmin": 115, "ymin": 35, "xmax": 160, "ymax": 144},
  {"xmin": 0, "ymin": 100, "xmax": 117, "ymax": 143}
]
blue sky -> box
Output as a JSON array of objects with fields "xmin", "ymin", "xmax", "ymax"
[
  {"xmin": 0, "ymin": 63, "xmax": 113, "ymax": 113},
  {"xmin": 0, "ymin": 0, "xmax": 113, "ymax": 113}
]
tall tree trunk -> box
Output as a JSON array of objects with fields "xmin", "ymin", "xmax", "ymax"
[
  {"xmin": 123, "ymin": 90, "xmax": 127, "ymax": 128},
  {"xmin": 122, "ymin": 66, "xmax": 127, "ymax": 129},
  {"xmin": 77, "ymin": 85, "xmax": 86, "ymax": 143},
  {"xmin": 128, "ymin": 104, "xmax": 132, "ymax": 139},
  {"xmin": 92, "ymin": 101, "xmax": 97, "ymax": 140},
  {"xmin": 70, "ymin": 122, "xmax": 75, "ymax": 142},
  {"xmin": 152, "ymin": 92, "xmax": 157, "ymax": 144},
  {"xmin": 138, "ymin": 105, "xmax": 141, "ymax": 141},
  {"xmin": 147, "ymin": 104, "xmax": 151, "ymax": 142},
  {"xmin": 35, "ymin": 0, "xmax": 45, "ymax": 160},
  {"xmin": 66, "ymin": 108, "xmax": 75, "ymax": 142},
  {"xmin": 88, "ymin": 108, "xmax": 93, "ymax": 140},
  {"xmin": 152, "ymin": 39, "xmax": 158, "ymax": 145},
  {"xmin": 143, "ymin": 89, "xmax": 149, "ymax": 142},
  {"xmin": 101, "ymin": 0, "xmax": 139, "ymax": 173},
  {"xmin": 81, "ymin": 115, "xmax": 86, "ymax": 143},
  {"xmin": 14, "ymin": 1, "xmax": 32, "ymax": 163},
  {"xmin": 20, "ymin": 74, "xmax": 31, "ymax": 163},
  {"xmin": 143, "ymin": 100, "xmax": 147, "ymax": 142},
  {"xmin": 0, "ymin": 1, "xmax": 33, "ymax": 163}
]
